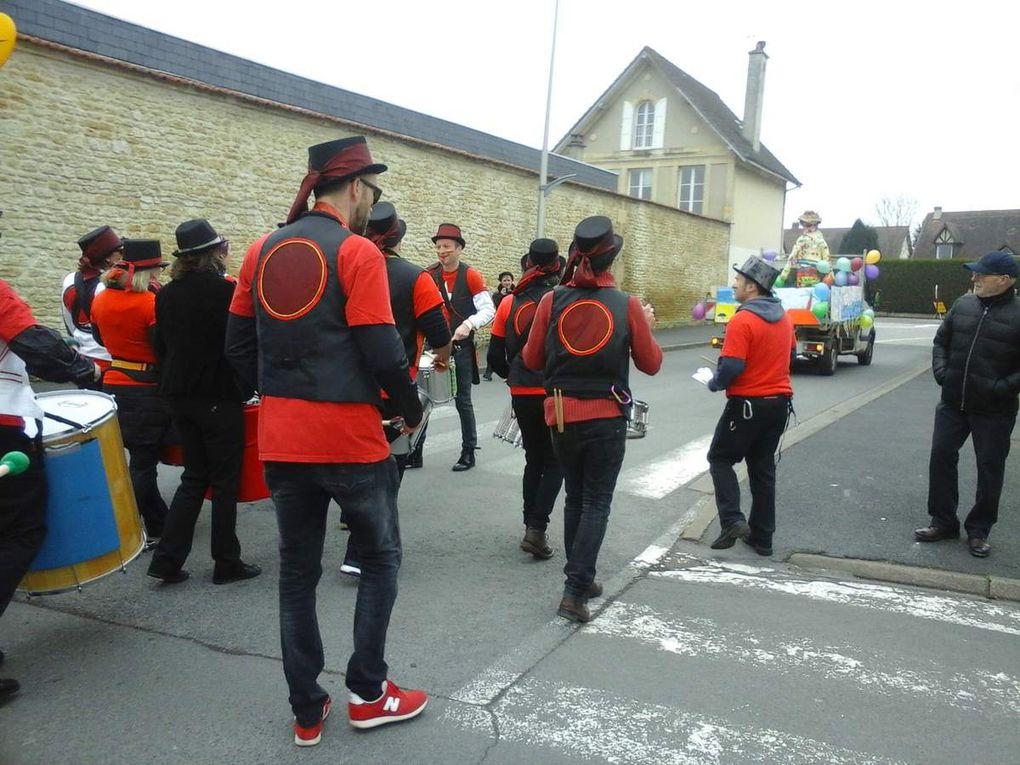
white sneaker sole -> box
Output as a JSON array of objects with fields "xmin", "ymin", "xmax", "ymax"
[
  {"xmin": 339, "ymin": 564, "xmax": 361, "ymax": 578},
  {"xmin": 348, "ymin": 698, "xmax": 427, "ymax": 729}
]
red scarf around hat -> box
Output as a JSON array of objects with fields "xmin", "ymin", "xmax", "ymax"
[
  {"xmin": 560, "ymin": 238, "xmax": 617, "ymax": 289},
  {"xmin": 286, "ymin": 142, "xmax": 375, "ymax": 225}
]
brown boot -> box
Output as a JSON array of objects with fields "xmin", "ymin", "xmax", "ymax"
[
  {"xmin": 585, "ymin": 581, "xmax": 603, "ymax": 599},
  {"xmin": 520, "ymin": 528, "xmax": 554, "ymax": 559},
  {"xmin": 557, "ymin": 595, "xmax": 591, "ymax": 623}
]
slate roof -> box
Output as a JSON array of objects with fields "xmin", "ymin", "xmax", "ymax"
[
  {"xmin": 7, "ymin": 0, "xmax": 617, "ymax": 192},
  {"xmin": 555, "ymin": 46, "xmax": 799, "ymax": 186},
  {"xmin": 911, "ymin": 209, "xmax": 1020, "ymax": 260},
  {"xmin": 783, "ymin": 225, "xmax": 911, "ymax": 257}
]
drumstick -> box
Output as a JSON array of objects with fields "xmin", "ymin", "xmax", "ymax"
[
  {"xmin": 553, "ymin": 388, "xmax": 565, "ymax": 434},
  {"xmin": 0, "ymin": 451, "xmax": 30, "ymax": 478},
  {"xmin": 699, "ymin": 355, "xmax": 718, "ymax": 367}
]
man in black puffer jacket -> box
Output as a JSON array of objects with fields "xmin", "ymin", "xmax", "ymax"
[{"xmin": 915, "ymin": 251, "xmax": 1020, "ymax": 558}]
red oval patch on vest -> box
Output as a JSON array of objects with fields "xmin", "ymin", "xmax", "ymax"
[
  {"xmin": 512, "ymin": 301, "xmax": 537, "ymax": 337},
  {"xmin": 558, "ymin": 300, "xmax": 614, "ymax": 356},
  {"xmin": 257, "ymin": 238, "xmax": 327, "ymax": 321}
]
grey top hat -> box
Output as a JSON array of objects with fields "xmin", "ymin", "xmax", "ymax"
[{"xmin": 733, "ymin": 256, "xmax": 781, "ymax": 294}]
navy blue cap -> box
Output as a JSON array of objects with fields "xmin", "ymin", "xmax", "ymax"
[{"xmin": 964, "ymin": 251, "xmax": 1019, "ymax": 278}]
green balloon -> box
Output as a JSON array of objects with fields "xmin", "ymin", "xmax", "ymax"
[
  {"xmin": 811, "ymin": 301, "xmax": 829, "ymax": 319},
  {"xmin": 860, "ymin": 314, "xmax": 874, "ymax": 329},
  {"xmin": 773, "ymin": 276, "xmax": 786, "ymax": 289}
]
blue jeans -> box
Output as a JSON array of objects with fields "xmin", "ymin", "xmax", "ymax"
[
  {"xmin": 264, "ymin": 458, "xmax": 401, "ymax": 726},
  {"xmin": 551, "ymin": 417, "xmax": 627, "ymax": 598},
  {"xmin": 453, "ymin": 343, "xmax": 477, "ymax": 451}
]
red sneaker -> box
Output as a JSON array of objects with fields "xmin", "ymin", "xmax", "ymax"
[
  {"xmin": 348, "ymin": 680, "xmax": 428, "ymax": 729},
  {"xmin": 293, "ymin": 696, "xmax": 332, "ymax": 747}
]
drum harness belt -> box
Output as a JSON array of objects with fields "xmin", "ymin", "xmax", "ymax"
[{"xmin": 551, "ymin": 384, "xmax": 634, "ymax": 435}]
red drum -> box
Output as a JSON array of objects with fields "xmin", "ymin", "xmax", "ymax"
[{"xmin": 158, "ymin": 404, "xmax": 269, "ymax": 502}]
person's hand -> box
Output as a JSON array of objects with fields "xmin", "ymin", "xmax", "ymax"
[
  {"xmin": 642, "ymin": 301, "xmax": 656, "ymax": 329},
  {"xmin": 432, "ymin": 344, "xmax": 452, "ymax": 370},
  {"xmin": 92, "ymin": 363, "xmax": 102, "ymax": 382},
  {"xmin": 452, "ymin": 321, "xmax": 472, "ymax": 341}
]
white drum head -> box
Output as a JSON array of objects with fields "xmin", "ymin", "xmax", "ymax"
[{"xmin": 32, "ymin": 390, "xmax": 117, "ymax": 438}]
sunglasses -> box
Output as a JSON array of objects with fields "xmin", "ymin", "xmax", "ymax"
[{"xmin": 360, "ymin": 178, "xmax": 383, "ymax": 205}]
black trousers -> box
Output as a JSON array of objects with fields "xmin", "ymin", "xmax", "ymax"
[
  {"xmin": 513, "ymin": 394, "xmax": 563, "ymax": 531},
  {"xmin": 0, "ymin": 426, "xmax": 47, "ymax": 618},
  {"xmin": 927, "ymin": 400, "xmax": 1016, "ymax": 539},
  {"xmin": 149, "ymin": 399, "xmax": 244, "ymax": 573},
  {"xmin": 707, "ymin": 396, "xmax": 791, "ymax": 546}
]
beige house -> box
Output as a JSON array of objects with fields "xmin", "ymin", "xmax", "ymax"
[{"xmin": 556, "ymin": 45, "xmax": 799, "ymax": 268}]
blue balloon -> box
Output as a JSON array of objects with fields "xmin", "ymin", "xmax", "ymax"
[
  {"xmin": 812, "ymin": 283, "xmax": 830, "ymax": 302},
  {"xmin": 833, "ymin": 270, "xmax": 849, "ymax": 287},
  {"xmin": 836, "ymin": 257, "xmax": 852, "ymax": 272},
  {"xmin": 762, "ymin": 250, "xmax": 779, "ymax": 262}
]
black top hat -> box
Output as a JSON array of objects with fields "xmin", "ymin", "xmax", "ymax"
[
  {"xmin": 527, "ymin": 238, "xmax": 559, "ymax": 267},
  {"xmin": 572, "ymin": 216, "xmax": 622, "ymax": 271},
  {"xmin": 431, "ymin": 223, "xmax": 465, "ymax": 248},
  {"xmin": 308, "ymin": 136, "xmax": 387, "ymax": 178},
  {"xmin": 173, "ymin": 219, "xmax": 226, "ymax": 257},
  {"xmin": 733, "ymin": 256, "xmax": 781, "ymax": 294},
  {"xmin": 367, "ymin": 202, "xmax": 407, "ymax": 250},
  {"xmin": 120, "ymin": 239, "xmax": 167, "ymax": 269},
  {"xmin": 77, "ymin": 226, "xmax": 123, "ymax": 263}
]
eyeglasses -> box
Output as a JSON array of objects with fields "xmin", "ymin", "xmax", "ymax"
[{"xmin": 360, "ymin": 178, "xmax": 383, "ymax": 205}]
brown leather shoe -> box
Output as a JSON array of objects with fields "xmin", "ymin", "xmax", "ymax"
[
  {"xmin": 914, "ymin": 525, "xmax": 960, "ymax": 543},
  {"xmin": 584, "ymin": 581, "xmax": 603, "ymax": 599},
  {"xmin": 520, "ymin": 528, "xmax": 554, "ymax": 559},
  {"xmin": 968, "ymin": 538, "xmax": 991, "ymax": 557},
  {"xmin": 557, "ymin": 595, "xmax": 591, "ymax": 623}
]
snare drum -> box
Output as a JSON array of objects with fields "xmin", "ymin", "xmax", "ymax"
[
  {"xmin": 19, "ymin": 391, "xmax": 144, "ymax": 595},
  {"xmin": 387, "ymin": 388, "xmax": 433, "ymax": 457},
  {"xmin": 416, "ymin": 351, "xmax": 455, "ymax": 404},
  {"xmin": 492, "ymin": 402, "xmax": 523, "ymax": 448},
  {"xmin": 626, "ymin": 399, "xmax": 650, "ymax": 439}
]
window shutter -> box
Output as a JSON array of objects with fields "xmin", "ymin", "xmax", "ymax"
[
  {"xmin": 620, "ymin": 101, "xmax": 634, "ymax": 150},
  {"xmin": 652, "ymin": 97, "xmax": 667, "ymax": 148}
]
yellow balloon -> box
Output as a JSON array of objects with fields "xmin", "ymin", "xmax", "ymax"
[
  {"xmin": 0, "ymin": 14, "xmax": 16, "ymax": 70},
  {"xmin": 865, "ymin": 249, "xmax": 882, "ymax": 265}
]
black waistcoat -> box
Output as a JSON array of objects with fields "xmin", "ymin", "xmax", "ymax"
[
  {"xmin": 505, "ymin": 279, "xmax": 557, "ymax": 389},
  {"xmin": 385, "ymin": 252, "xmax": 423, "ymax": 366}
]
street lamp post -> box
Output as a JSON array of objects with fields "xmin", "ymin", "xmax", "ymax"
[{"xmin": 536, "ymin": 0, "xmax": 560, "ymax": 239}]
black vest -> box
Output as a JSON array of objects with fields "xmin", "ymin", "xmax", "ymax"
[
  {"xmin": 71, "ymin": 272, "xmax": 101, "ymax": 330},
  {"xmin": 253, "ymin": 212, "xmax": 380, "ymax": 405},
  {"xmin": 430, "ymin": 262, "xmax": 476, "ymax": 339},
  {"xmin": 505, "ymin": 278, "xmax": 557, "ymax": 389},
  {"xmin": 544, "ymin": 286, "xmax": 631, "ymax": 399},
  {"xmin": 385, "ymin": 252, "xmax": 423, "ymax": 366}
]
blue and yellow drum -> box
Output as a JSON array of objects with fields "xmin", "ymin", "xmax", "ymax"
[{"xmin": 18, "ymin": 391, "xmax": 144, "ymax": 594}]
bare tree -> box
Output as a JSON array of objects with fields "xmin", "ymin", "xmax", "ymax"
[{"xmin": 874, "ymin": 195, "xmax": 919, "ymax": 227}]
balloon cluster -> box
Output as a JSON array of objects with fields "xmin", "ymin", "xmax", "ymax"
[{"xmin": 860, "ymin": 307, "xmax": 875, "ymax": 330}]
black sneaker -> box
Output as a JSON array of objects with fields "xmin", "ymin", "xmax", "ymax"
[
  {"xmin": 451, "ymin": 448, "xmax": 476, "ymax": 472},
  {"xmin": 710, "ymin": 521, "xmax": 750, "ymax": 550},
  {"xmin": 213, "ymin": 562, "xmax": 262, "ymax": 585},
  {"xmin": 741, "ymin": 537, "xmax": 773, "ymax": 557},
  {"xmin": 146, "ymin": 563, "xmax": 190, "ymax": 584}
]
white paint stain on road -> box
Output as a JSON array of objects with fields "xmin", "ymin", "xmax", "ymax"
[
  {"xmin": 617, "ymin": 434, "xmax": 713, "ymax": 499},
  {"xmin": 654, "ymin": 564, "xmax": 1020, "ymax": 636},
  {"xmin": 587, "ymin": 602, "xmax": 1020, "ymax": 715}
]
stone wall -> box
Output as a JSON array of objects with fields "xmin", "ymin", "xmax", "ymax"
[{"xmin": 0, "ymin": 40, "xmax": 730, "ymax": 331}]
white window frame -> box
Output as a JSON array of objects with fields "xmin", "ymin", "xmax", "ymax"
[
  {"xmin": 633, "ymin": 101, "xmax": 655, "ymax": 149},
  {"xmin": 678, "ymin": 165, "xmax": 705, "ymax": 214},
  {"xmin": 628, "ymin": 168, "xmax": 653, "ymax": 200},
  {"xmin": 935, "ymin": 243, "xmax": 954, "ymax": 260}
]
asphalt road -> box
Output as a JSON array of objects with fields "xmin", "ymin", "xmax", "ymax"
[{"xmin": 2, "ymin": 318, "xmax": 1018, "ymax": 764}]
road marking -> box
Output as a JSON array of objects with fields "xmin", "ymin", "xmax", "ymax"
[
  {"xmin": 445, "ymin": 678, "xmax": 907, "ymax": 764},
  {"xmin": 617, "ymin": 434, "xmax": 713, "ymax": 499},
  {"xmin": 422, "ymin": 419, "xmax": 499, "ymax": 453},
  {"xmin": 653, "ymin": 564, "xmax": 1020, "ymax": 636},
  {"xmin": 587, "ymin": 601, "xmax": 1020, "ymax": 715}
]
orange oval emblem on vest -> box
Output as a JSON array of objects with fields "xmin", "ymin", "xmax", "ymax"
[
  {"xmin": 257, "ymin": 238, "xmax": 327, "ymax": 321},
  {"xmin": 558, "ymin": 300, "xmax": 614, "ymax": 356},
  {"xmin": 512, "ymin": 301, "xmax": 537, "ymax": 337}
]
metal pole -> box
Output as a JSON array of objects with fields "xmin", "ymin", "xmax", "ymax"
[{"xmin": 536, "ymin": 0, "xmax": 560, "ymax": 239}]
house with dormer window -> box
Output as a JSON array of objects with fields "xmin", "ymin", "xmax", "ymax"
[
  {"xmin": 556, "ymin": 45, "xmax": 799, "ymax": 266},
  {"xmin": 912, "ymin": 207, "xmax": 1020, "ymax": 260}
]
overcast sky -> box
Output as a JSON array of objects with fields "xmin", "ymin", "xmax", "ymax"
[{"xmin": 65, "ymin": 0, "xmax": 1020, "ymax": 230}]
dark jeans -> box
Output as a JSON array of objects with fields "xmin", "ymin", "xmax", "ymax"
[
  {"xmin": 0, "ymin": 427, "xmax": 46, "ymax": 618},
  {"xmin": 453, "ymin": 343, "xmax": 477, "ymax": 451},
  {"xmin": 927, "ymin": 400, "xmax": 1016, "ymax": 539},
  {"xmin": 150, "ymin": 399, "xmax": 244, "ymax": 573},
  {"xmin": 707, "ymin": 396, "xmax": 791, "ymax": 547},
  {"xmin": 343, "ymin": 452, "xmax": 407, "ymax": 566},
  {"xmin": 551, "ymin": 417, "xmax": 627, "ymax": 598},
  {"xmin": 265, "ymin": 459, "xmax": 401, "ymax": 726},
  {"xmin": 513, "ymin": 394, "xmax": 563, "ymax": 531}
]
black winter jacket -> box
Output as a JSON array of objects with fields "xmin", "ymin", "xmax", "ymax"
[{"xmin": 932, "ymin": 290, "xmax": 1020, "ymax": 415}]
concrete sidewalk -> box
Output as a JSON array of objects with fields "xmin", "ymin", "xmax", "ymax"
[{"xmin": 697, "ymin": 372, "xmax": 1020, "ymax": 600}]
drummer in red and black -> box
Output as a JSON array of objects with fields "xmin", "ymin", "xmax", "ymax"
[
  {"xmin": 225, "ymin": 135, "xmax": 428, "ymax": 745},
  {"xmin": 522, "ymin": 216, "xmax": 662, "ymax": 624},
  {"xmin": 487, "ymin": 238, "xmax": 565, "ymax": 560},
  {"xmin": 0, "ymin": 278, "xmax": 100, "ymax": 699}
]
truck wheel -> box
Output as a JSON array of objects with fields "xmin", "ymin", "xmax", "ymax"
[
  {"xmin": 818, "ymin": 344, "xmax": 838, "ymax": 376},
  {"xmin": 857, "ymin": 330, "xmax": 876, "ymax": 366}
]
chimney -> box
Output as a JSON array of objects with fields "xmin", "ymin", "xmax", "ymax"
[
  {"xmin": 742, "ymin": 41, "xmax": 768, "ymax": 153},
  {"xmin": 933, "ymin": 206, "xmax": 943, "ymax": 220}
]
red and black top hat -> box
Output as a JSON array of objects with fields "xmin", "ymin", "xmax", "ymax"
[
  {"xmin": 431, "ymin": 223, "xmax": 465, "ymax": 248},
  {"xmin": 120, "ymin": 240, "xmax": 167, "ymax": 269},
  {"xmin": 561, "ymin": 216, "xmax": 623, "ymax": 286},
  {"xmin": 367, "ymin": 202, "xmax": 407, "ymax": 251},
  {"xmin": 77, "ymin": 226, "xmax": 123, "ymax": 267},
  {"xmin": 526, "ymin": 238, "xmax": 559, "ymax": 267},
  {"xmin": 173, "ymin": 218, "xmax": 226, "ymax": 256},
  {"xmin": 286, "ymin": 136, "xmax": 388, "ymax": 225}
]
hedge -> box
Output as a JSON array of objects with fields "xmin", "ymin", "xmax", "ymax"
[{"xmin": 865, "ymin": 259, "xmax": 976, "ymax": 314}]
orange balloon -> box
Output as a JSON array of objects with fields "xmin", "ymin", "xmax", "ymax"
[
  {"xmin": 865, "ymin": 249, "xmax": 882, "ymax": 265},
  {"xmin": 822, "ymin": 273, "xmax": 834, "ymax": 286},
  {"xmin": 0, "ymin": 14, "xmax": 16, "ymax": 70}
]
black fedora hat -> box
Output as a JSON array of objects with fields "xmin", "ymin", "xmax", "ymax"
[
  {"xmin": 308, "ymin": 136, "xmax": 387, "ymax": 178},
  {"xmin": 733, "ymin": 255, "xmax": 781, "ymax": 294},
  {"xmin": 173, "ymin": 219, "xmax": 226, "ymax": 257},
  {"xmin": 120, "ymin": 239, "xmax": 167, "ymax": 269},
  {"xmin": 526, "ymin": 238, "xmax": 559, "ymax": 267}
]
